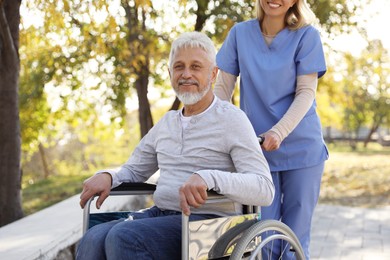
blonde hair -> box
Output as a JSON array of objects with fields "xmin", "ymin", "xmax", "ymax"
[{"xmin": 256, "ymin": 0, "xmax": 316, "ymax": 30}]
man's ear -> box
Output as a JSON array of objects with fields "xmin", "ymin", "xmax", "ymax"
[
  {"xmin": 211, "ymin": 66, "xmax": 219, "ymax": 83},
  {"xmin": 168, "ymin": 68, "xmax": 172, "ymax": 80}
]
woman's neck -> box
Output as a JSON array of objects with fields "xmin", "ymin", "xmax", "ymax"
[{"xmin": 261, "ymin": 17, "xmax": 285, "ymax": 37}]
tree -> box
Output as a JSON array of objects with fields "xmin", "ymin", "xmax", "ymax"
[
  {"xmin": 121, "ymin": 0, "xmax": 155, "ymax": 138},
  {"xmin": 20, "ymin": 1, "xmax": 171, "ymax": 141},
  {"xmin": 0, "ymin": 0, "xmax": 23, "ymax": 227},
  {"xmin": 358, "ymin": 40, "xmax": 390, "ymax": 147},
  {"xmin": 329, "ymin": 37, "xmax": 390, "ymax": 149}
]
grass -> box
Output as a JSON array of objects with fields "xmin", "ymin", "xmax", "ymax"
[
  {"xmin": 21, "ymin": 142, "xmax": 390, "ymax": 216},
  {"xmin": 22, "ymin": 173, "xmax": 91, "ymax": 215},
  {"xmin": 319, "ymin": 142, "xmax": 390, "ymax": 208}
]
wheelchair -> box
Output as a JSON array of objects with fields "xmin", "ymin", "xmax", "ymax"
[{"xmin": 83, "ymin": 182, "xmax": 305, "ymax": 260}]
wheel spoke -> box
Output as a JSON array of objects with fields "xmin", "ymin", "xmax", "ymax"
[{"xmin": 230, "ymin": 220, "xmax": 305, "ymax": 260}]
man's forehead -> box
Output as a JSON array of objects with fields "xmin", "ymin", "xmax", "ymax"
[{"xmin": 172, "ymin": 47, "xmax": 209, "ymax": 63}]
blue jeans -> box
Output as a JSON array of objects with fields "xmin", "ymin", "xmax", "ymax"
[
  {"xmin": 261, "ymin": 163, "xmax": 324, "ymax": 260},
  {"xmin": 76, "ymin": 206, "xmax": 219, "ymax": 260}
]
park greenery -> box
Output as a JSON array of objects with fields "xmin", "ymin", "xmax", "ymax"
[{"xmin": 10, "ymin": 0, "xmax": 390, "ymax": 217}]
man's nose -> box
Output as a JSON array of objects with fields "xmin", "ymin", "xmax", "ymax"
[{"xmin": 182, "ymin": 67, "xmax": 192, "ymax": 78}]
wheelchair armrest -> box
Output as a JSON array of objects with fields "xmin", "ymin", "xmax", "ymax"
[
  {"xmin": 205, "ymin": 190, "xmax": 257, "ymax": 214},
  {"xmin": 83, "ymin": 182, "xmax": 156, "ymax": 234},
  {"xmin": 110, "ymin": 182, "xmax": 156, "ymax": 195}
]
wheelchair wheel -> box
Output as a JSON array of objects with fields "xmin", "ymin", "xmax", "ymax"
[{"xmin": 230, "ymin": 219, "xmax": 305, "ymax": 260}]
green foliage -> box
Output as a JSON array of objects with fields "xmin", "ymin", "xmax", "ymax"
[
  {"xmin": 19, "ymin": 0, "xmax": 376, "ymax": 154},
  {"xmin": 308, "ymin": 0, "xmax": 365, "ymax": 34},
  {"xmin": 316, "ymin": 66, "xmax": 344, "ymax": 130},
  {"xmin": 326, "ymin": 39, "xmax": 390, "ymax": 141}
]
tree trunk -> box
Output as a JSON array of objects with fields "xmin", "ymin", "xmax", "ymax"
[
  {"xmin": 122, "ymin": 1, "xmax": 154, "ymax": 138},
  {"xmin": 135, "ymin": 67, "xmax": 153, "ymax": 138},
  {"xmin": 364, "ymin": 121, "xmax": 381, "ymax": 148},
  {"xmin": 194, "ymin": 0, "xmax": 208, "ymax": 32},
  {"xmin": 38, "ymin": 143, "xmax": 50, "ymax": 179},
  {"xmin": 169, "ymin": 97, "xmax": 181, "ymax": 111},
  {"xmin": 325, "ymin": 126, "xmax": 332, "ymax": 143},
  {"xmin": 0, "ymin": 0, "xmax": 23, "ymax": 227}
]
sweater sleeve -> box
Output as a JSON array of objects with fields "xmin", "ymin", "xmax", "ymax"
[
  {"xmin": 196, "ymin": 108, "xmax": 275, "ymax": 207},
  {"xmin": 269, "ymin": 73, "xmax": 318, "ymax": 142},
  {"xmin": 214, "ymin": 70, "xmax": 237, "ymax": 101}
]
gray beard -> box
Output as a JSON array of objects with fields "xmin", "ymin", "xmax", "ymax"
[{"xmin": 175, "ymin": 83, "xmax": 211, "ymax": 105}]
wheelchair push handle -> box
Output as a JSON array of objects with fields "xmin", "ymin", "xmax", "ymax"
[{"xmin": 258, "ymin": 135, "xmax": 265, "ymax": 145}]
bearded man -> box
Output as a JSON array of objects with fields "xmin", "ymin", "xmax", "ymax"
[{"xmin": 76, "ymin": 31, "xmax": 274, "ymax": 260}]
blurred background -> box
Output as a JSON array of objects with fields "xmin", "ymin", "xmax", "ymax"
[{"xmin": 2, "ymin": 0, "xmax": 389, "ymax": 224}]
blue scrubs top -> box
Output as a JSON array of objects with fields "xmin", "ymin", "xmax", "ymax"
[{"xmin": 217, "ymin": 19, "xmax": 328, "ymax": 171}]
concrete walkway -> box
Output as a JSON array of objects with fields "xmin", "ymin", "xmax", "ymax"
[
  {"xmin": 0, "ymin": 199, "xmax": 389, "ymax": 259},
  {"xmin": 310, "ymin": 204, "xmax": 390, "ymax": 260},
  {"xmin": 0, "ymin": 194, "xmax": 140, "ymax": 260}
]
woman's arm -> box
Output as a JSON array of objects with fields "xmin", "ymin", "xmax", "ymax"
[
  {"xmin": 214, "ymin": 70, "xmax": 237, "ymax": 101},
  {"xmin": 262, "ymin": 73, "xmax": 318, "ymax": 150}
]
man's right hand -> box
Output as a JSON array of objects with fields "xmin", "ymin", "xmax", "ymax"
[{"xmin": 79, "ymin": 173, "xmax": 112, "ymax": 209}]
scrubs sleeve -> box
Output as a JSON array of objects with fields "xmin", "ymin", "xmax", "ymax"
[
  {"xmin": 216, "ymin": 26, "xmax": 240, "ymax": 76},
  {"xmin": 295, "ymin": 26, "xmax": 327, "ymax": 78}
]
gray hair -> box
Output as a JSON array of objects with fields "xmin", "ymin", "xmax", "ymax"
[{"xmin": 169, "ymin": 31, "xmax": 216, "ymax": 69}]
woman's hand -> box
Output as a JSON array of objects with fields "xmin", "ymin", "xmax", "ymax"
[{"xmin": 261, "ymin": 131, "xmax": 281, "ymax": 151}]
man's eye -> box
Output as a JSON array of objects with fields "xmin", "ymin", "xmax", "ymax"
[{"xmin": 192, "ymin": 65, "xmax": 201, "ymax": 69}]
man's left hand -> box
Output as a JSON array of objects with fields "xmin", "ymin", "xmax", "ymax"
[{"xmin": 179, "ymin": 174, "xmax": 208, "ymax": 216}]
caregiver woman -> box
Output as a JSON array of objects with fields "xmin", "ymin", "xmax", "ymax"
[{"xmin": 215, "ymin": 0, "xmax": 328, "ymax": 258}]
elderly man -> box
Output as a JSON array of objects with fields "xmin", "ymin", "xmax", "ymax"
[{"xmin": 76, "ymin": 31, "xmax": 274, "ymax": 260}]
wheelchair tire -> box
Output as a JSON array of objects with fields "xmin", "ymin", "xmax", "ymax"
[{"xmin": 230, "ymin": 219, "xmax": 305, "ymax": 260}]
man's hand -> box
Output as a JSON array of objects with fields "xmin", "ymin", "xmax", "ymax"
[
  {"xmin": 79, "ymin": 173, "xmax": 112, "ymax": 209},
  {"xmin": 179, "ymin": 174, "xmax": 208, "ymax": 216},
  {"xmin": 261, "ymin": 131, "xmax": 281, "ymax": 151}
]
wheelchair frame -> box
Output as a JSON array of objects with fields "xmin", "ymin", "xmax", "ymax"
[{"xmin": 83, "ymin": 182, "xmax": 305, "ymax": 260}]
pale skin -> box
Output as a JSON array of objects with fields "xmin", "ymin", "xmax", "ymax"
[{"xmin": 80, "ymin": 46, "xmax": 219, "ymax": 216}]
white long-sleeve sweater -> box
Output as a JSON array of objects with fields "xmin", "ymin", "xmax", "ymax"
[{"xmin": 99, "ymin": 97, "xmax": 275, "ymax": 216}]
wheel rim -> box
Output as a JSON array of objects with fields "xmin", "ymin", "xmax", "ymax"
[{"xmin": 230, "ymin": 220, "xmax": 305, "ymax": 260}]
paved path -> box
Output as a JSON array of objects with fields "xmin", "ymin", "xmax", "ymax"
[
  {"xmin": 1, "ymin": 197, "xmax": 388, "ymax": 260},
  {"xmin": 310, "ymin": 204, "xmax": 390, "ymax": 260}
]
